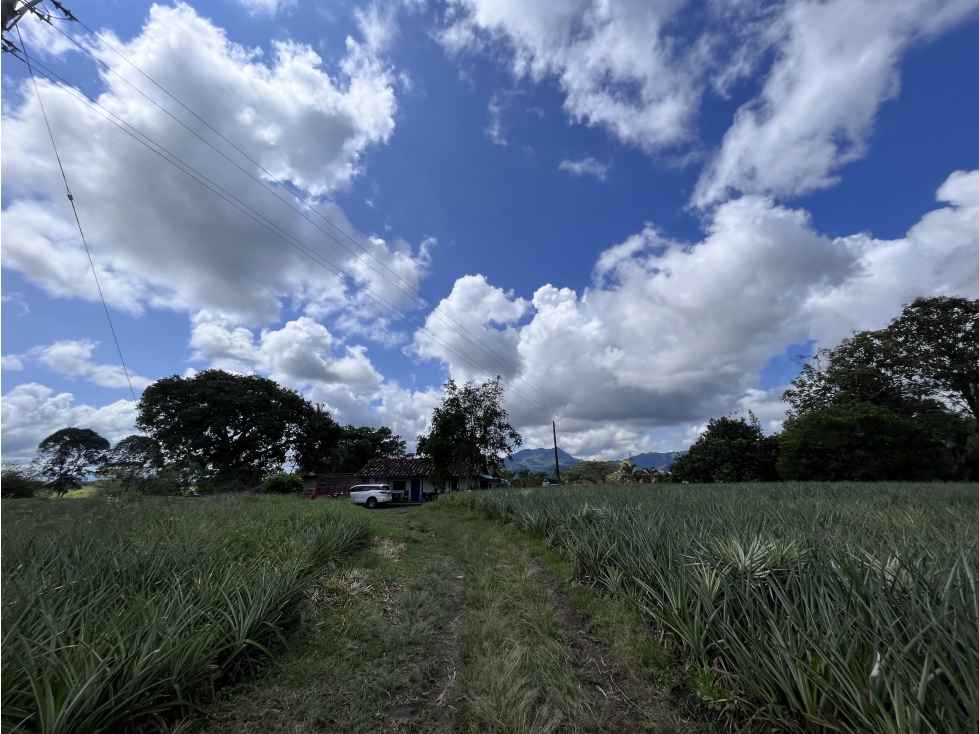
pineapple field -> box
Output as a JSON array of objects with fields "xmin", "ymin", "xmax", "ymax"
[{"xmin": 443, "ymin": 483, "xmax": 979, "ymax": 734}]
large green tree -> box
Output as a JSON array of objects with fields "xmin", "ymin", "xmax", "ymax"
[
  {"xmin": 30, "ymin": 428, "xmax": 110, "ymax": 497},
  {"xmin": 136, "ymin": 370, "xmax": 313, "ymax": 488},
  {"xmin": 291, "ymin": 404, "xmax": 344, "ymax": 475},
  {"xmin": 781, "ymin": 296, "xmax": 979, "ymax": 480},
  {"xmin": 416, "ymin": 377, "xmax": 522, "ymax": 490},
  {"xmin": 782, "ymin": 331, "xmax": 921, "ymax": 418},
  {"xmin": 335, "ymin": 424, "xmax": 406, "ymax": 473},
  {"xmin": 563, "ymin": 460, "xmax": 620, "ymax": 485},
  {"xmin": 884, "ymin": 296, "xmax": 979, "ymax": 420},
  {"xmin": 670, "ymin": 413, "xmax": 779, "ymax": 483},
  {"xmin": 97, "ymin": 435, "xmax": 176, "ymax": 494},
  {"xmin": 777, "ymin": 402, "xmax": 948, "ymax": 481}
]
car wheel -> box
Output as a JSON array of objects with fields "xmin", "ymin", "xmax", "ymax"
[{"xmin": 366, "ymin": 497, "xmax": 378, "ymax": 509}]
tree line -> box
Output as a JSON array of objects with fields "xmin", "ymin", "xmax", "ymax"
[
  {"xmin": 671, "ymin": 296, "xmax": 979, "ymax": 482},
  {"xmin": 4, "ymin": 295, "xmax": 972, "ymax": 496},
  {"xmin": 2, "ymin": 369, "xmax": 407, "ymax": 497}
]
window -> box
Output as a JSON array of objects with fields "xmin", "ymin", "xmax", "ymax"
[{"xmin": 393, "ymin": 480, "xmax": 406, "ymax": 492}]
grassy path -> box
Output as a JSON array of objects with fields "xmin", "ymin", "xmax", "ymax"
[{"xmin": 198, "ymin": 503, "xmax": 714, "ymax": 733}]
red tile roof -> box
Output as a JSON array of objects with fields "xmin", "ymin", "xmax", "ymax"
[{"xmin": 357, "ymin": 456, "xmax": 431, "ymax": 477}]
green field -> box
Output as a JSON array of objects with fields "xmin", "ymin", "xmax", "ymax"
[
  {"xmin": 1, "ymin": 495, "xmax": 370, "ymax": 733},
  {"xmin": 445, "ymin": 483, "xmax": 979, "ymax": 733},
  {"xmin": 3, "ymin": 484, "xmax": 977, "ymax": 733}
]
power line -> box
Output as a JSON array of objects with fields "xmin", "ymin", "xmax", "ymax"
[
  {"xmin": 16, "ymin": 26, "xmax": 137, "ymax": 402},
  {"xmin": 52, "ymin": 20, "xmax": 580, "ymax": 422},
  {"xmin": 9, "ymin": 52, "xmax": 576, "ymax": 423}
]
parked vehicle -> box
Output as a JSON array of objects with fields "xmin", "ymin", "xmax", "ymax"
[{"xmin": 349, "ymin": 484, "xmax": 395, "ymax": 509}]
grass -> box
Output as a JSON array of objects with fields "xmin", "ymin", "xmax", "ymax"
[
  {"xmin": 444, "ymin": 483, "xmax": 979, "ymax": 734},
  {"xmin": 198, "ymin": 509, "xmax": 455, "ymax": 733},
  {"xmin": 62, "ymin": 485, "xmax": 99, "ymax": 499},
  {"xmin": 1, "ymin": 494, "xmax": 370, "ymax": 733},
  {"xmin": 522, "ymin": 536, "xmax": 716, "ymax": 734},
  {"xmin": 437, "ymin": 508, "xmax": 608, "ymax": 733},
  {"xmin": 202, "ymin": 504, "xmax": 641, "ymax": 733},
  {"xmin": 18, "ymin": 485, "xmax": 956, "ymax": 733}
]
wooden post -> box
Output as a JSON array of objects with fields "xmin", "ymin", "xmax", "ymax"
[{"xmin": 552, "ymin": 421, "xmax": 561, "ymax": 484}]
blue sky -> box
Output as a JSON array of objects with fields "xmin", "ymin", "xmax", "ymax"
[{"xmin": 2, "ymin": 0, "xmax": 978, "ymax": 461}]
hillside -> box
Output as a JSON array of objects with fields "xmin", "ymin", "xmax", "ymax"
[
  {"xmin": 506, "ymin": 447, "xmax": 581, "ymax": 473},
  {"xmin": 623, "ymin": 451, "xmax": 686, "ymax": 470},
  {"xmin": 507, "ymin": 448, "xmax": 687, "ymax": 474}
]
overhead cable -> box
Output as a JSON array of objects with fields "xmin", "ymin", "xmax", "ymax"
[
  {"xmin": 15, "ymin": 27, "xmax": 137, "ymax": 402},
  {"xmin": 52, "ymin": 20, "xmax": 580, "ymax": 423},
  {"xmin": 10, "ymin": 52, "xmax": 578, "ymax": 423}
]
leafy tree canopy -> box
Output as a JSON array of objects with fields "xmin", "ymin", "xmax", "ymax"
[
  {"xmin": 1, "ymin": 463, "xmax": 46, "ymax": 499},
  {"xmin": 99, "ymin": 435, "xmax": 164, "ymax": 479},
  {"xmin": 785, "ymin": 297, "xmax": 978, "ymax": 420},
  {"xmin": 336, "ymin": 425, "xmax": 406, "ymax": 474},
  {"xmin": 96, "ymin": 435, "xmax": 183, "ymax": 495},
  {"xmin": 416, "ymin": 377, "xmax": 522, "ymax": 490},
  {"xmin": 136, "ymin": 369, "xmax": 313, "ymax": 489},
  {"xmin": 884, "ymin": 296, "xmax": 979, "ymax": 420},
  {"xmin": 777, "ymin": 402, "xmax": 950, "ymax": 481},
  {"xmin": 782, "ymin": 331, "xmax": 923, "ymax": 418},
  {"xmin": 670, "ymin": 413, "xmax": 779, "ymax": 483},
  {"xmin": 31, "ymin": 427, "xmax": 110, "ymax": 496},
  {"xmin": 564, "ymin": 460, "xmax": 620, "ymax": 485},
  {"xmin": 292, "ymin": 405, "xmax": 344, "ymax": 476},
  {"xmin": 781, "ymin": 296, "xmax": 978, "ymax": 480}
]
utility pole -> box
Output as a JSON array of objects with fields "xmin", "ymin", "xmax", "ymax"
[
  {"xmin": 2, "ymin": 0, "xmax": 76, "ymax": 54},
  {"xmin": 552, "ymin": 420, "xmax": 561, "ymax": 485}
]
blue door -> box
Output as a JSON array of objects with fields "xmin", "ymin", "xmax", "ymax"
[{"xmin": 410, "ymin": 478, "xmax": 421, "ymax": 502}]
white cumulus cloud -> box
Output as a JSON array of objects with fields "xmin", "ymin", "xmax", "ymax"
[
  {"xmin": 188, "ymin": 311, "xmax": 445, "ymax": 446},
  {"xmin": 0, "ymin": 383, "xmax": 137, "ymax": 460},
  {"xmin": 693, "ymin": 0, "xmax": 979, "ymax": 207},
  {"xmin": 6, "ymin": 340, "xmax": 153, "ymax": 390},
  {"xmin": 440, "ymin": 0, "xmax": 706, "ymax": 151},
  {"xmin": 414, "ymin": 169, "xmax": 979, "ymax": 458},
  {"xmin": 1, "ymin": 3, "xmax": 423, "ymax": 331},
  {"xmin": 439, "ymin": 0, "xmax": 979, "ymax": 207}
]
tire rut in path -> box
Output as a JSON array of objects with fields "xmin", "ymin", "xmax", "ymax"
[
  {"xmin": 536, "ymin": 563, "xmax": 647, "ymax": 734},
  {"xmin": 378, "ymin": 516, "xmax": 464, "ymax": 734},
  {"xmin": 429, "ymin": 571, "xmax": 463, "ymax": 733}
]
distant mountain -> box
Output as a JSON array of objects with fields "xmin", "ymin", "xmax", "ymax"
[
  {"xmin": 506, "ymin": 448, "xmax": 688, "ymax": 475},
  {"xmin": 621, "ymin": 451, "xmax": 687, "ymax": 470},
  {"xmin": 507, "ymin": 447, "xmax": 581, "ymax": 474}
]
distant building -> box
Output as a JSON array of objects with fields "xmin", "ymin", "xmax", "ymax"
[
  {"xmin": 477, "ymin": 473, "xmax": 507, "ymax": 489},
  {"xmin": 640, "ymin": 467, "xmax": 671, "ymax": 483},
  {"xmin": 355, "ymin": 458, "xmax": 508, "ymax": 498},
  {"xmin": 357, "ymin": 457, "xmax": 434, "ymax": 502}
]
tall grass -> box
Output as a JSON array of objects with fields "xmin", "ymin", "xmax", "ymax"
[
  {"xmin": 1, "ymin": 495, "xmax": 370, "ymax": 733},
  {"xmin": 445, "ymin": 483, "xmax": 979, "ymax": 734}
]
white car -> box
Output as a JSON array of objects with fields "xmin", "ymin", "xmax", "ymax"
[{"xmin": 349, "ymin": 484, "xmax": 394, "ymax": 509}]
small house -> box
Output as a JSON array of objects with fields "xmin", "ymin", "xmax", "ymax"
[{"xmin": 357, "ymin": 457, "xmax": 434, "ymax": 502}]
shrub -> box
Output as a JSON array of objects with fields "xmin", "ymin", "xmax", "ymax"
[
  {"xmin": 262, "ymin": 472, "xmax": 304, "ymax": 494},
  {"xmin": 1, "ymin": 463, "xmax": 46, "ymax": 499}
]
